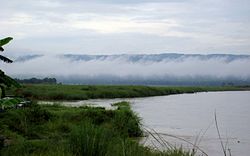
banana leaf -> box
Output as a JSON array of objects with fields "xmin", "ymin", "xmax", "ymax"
[
  {"xmin": 0, "ymin": 37, "xmax": 13, "ymax": 47},
  {"xmin": 0, "ymin": 55, "xmax": 13, "ymax": 63}
]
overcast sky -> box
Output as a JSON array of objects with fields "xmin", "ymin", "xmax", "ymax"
[{"xmin": 1, "ymin": 0, "xmax": 250, "ymax": 55}]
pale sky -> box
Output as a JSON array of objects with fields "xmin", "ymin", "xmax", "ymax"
[{"xmin": 1, "ymin": 0, "xmax": 250, "ymax": 55}]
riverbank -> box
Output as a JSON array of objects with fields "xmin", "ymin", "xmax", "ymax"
[
  {"xmin": 0, "ymin": 102, "xmax": 194, "ymax": 156},
  {"xmin": 7, "ymin": 84, "xmax": 250, "ymax": 101}
]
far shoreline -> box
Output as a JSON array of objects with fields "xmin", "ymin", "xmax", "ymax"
[{"xmin": 6, "ymin": 84, "xmax": 250, "ymax": 101}]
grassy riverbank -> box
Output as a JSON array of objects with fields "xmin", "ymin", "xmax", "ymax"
[
  {"xmin": 2, "ymin": 85, "xmax": 246, "ymax": 155},
  {"xmin": 0, "ymin": 102, "xmax": 193, "ymax": 156},
  {"xmin": 7, "ymin": 84, "xmax": 250, "ymax": 101}
]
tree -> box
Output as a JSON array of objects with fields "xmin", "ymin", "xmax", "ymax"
[{"xmin": 0, "ymin": 37, "xmax": 19, "ymax": 98}]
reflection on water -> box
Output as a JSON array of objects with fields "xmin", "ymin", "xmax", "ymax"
[{"xmin": 40, "ymin": 91, "xmax": 250, "ymax": 156}]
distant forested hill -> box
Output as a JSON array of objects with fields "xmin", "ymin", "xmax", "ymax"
[{"xmin": 15, "ymin": 78, "xmax": 57, "ymax": 84}]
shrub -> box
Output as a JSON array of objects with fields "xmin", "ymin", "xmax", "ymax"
[
  {"xmin": 111, "ymin": 102, "xmax": 142, "ymax": 137},
  {"xmin": 24, "ymin": 103, "xmax": 53, "ymax": 124},
  {"xmin": 112, "ymin": 109, "xmax": 142, "ymax": 137}
]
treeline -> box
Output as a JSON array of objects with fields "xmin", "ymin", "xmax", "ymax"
[
  {"xmin": 9, "ymin": 85, "xmax": 248, "ymax": 101},
  {"xmin": 15, "ymin": 78, "xmax": 57, "ymax": 84},
  {"xmin": 57, "ymin": 75, "xmax": 250, "ymax": 86}
]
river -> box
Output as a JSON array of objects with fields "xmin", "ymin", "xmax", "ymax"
[{"xmin": 40, "ymin": 91, "xmax": 250, "ymax": 156}]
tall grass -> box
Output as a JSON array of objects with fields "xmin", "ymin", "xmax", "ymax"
[
  {"xmin": 69, "ymin": 122, "xmax": 193, "ymax": 156},
  {"xmin": 0, "ymin": 102, "xmax": 194, "ymax": 156},
  {"xmin": 6, "ymin": 84, "xmax": 248, "ymax": 101},
  {"xmin": 69, "ymin": 122, "xmax": 114, "ymax": 156}
]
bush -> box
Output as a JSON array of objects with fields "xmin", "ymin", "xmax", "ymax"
[
  {"xmin": 24, "ymin": 103, "xmax": 53, "ymax": 124},
  {"xmin": 112, "ymin": 109, "xmax": 142, "ymax": 137},
  {"xmin": 80, "ymin": 109, "xmax": 114, "ymax": 125}
]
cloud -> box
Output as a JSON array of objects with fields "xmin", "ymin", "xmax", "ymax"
[{"xmin": 0, "ymin": 0, "xmax": 250, "ymax": 54}]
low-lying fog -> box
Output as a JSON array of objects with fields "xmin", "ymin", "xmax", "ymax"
[{"xmin": 2, "ymin": 54, "xmax": 250, "ymax": 85}]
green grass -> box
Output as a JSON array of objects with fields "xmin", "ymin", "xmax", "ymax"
[
  {"xmin": 2, "ymin": 84, "xmax": 247, "ymax": 155},
  {"xmin": 0, "ymin": 102, "xmax": 195, "ymax": 156},
  {"xmin": 7, "ymin": 84, "xmax": 250, "ymax": 101}
]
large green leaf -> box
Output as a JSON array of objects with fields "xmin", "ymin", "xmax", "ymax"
[
  {"xmin": 0, "ymin": 37, "xmax": 19, "ymax": 98},
  {"xmin": 0, "ymin": 55, "xmax": 13, "ymax": 63},
  {"xmin": 0, "ymin": 37, "xmax": 13, "ymax": 46},
  {"xmin": 0, "ymin": 70, "xmax": 20, "ymax": 87}
]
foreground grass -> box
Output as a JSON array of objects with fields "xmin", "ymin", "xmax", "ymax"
[
  {"xmin": 0, "ymin": 102, "xmax": 194, "ymax": 156},
  {"xmin": 7, "ymin": 84, "xmax": 250, "ymax": 100}
]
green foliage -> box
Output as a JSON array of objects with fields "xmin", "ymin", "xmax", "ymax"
[
  {"xmin": 15, "ymin": 77, "xmax": 57, "ymax": 84},
  {"xmin": 0, "ymin": 102, "xmax": 192, "ymax": 156},
  {"xmin": 0, "ymin": 97, "xmax": 23, "ymax": 109},
  {"xmin": 0, "ymin": 37, "xmax": 13, "ymax": 63},
  {"xmin": 0, "ymin": 37, "xmax": 19, "ymax": 98},
  {"xmin": 24, "ymin": 103, "xmax": 53, "ymax": 124},
  {"xmin": 112, "ymin": 101, "xmax": 142, "ymax": 137},
  {"xmin": 1, "ymin": 104, "xmax": 52, "ymax": 138},
  {"xmin": 0, "ymin": 71, "xmax": 20, "ymax": 87},
  {"xmin": 78, "ymin": 108, "xmax": 114, "ymax": 125},
  {"xmin": 69, "ymin": 122, "xmax": 114, "ymax": 156},
  {"xmin": 0, "ymin": 37, "xmax": 13, "ymax": 47},
  {"xmin": 8, "ymin": 84, "xmax": 248, "ymax": 101},
  {"xmin": 1, "ymin": 139, "xmax": 71, "ymax": 156}
]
